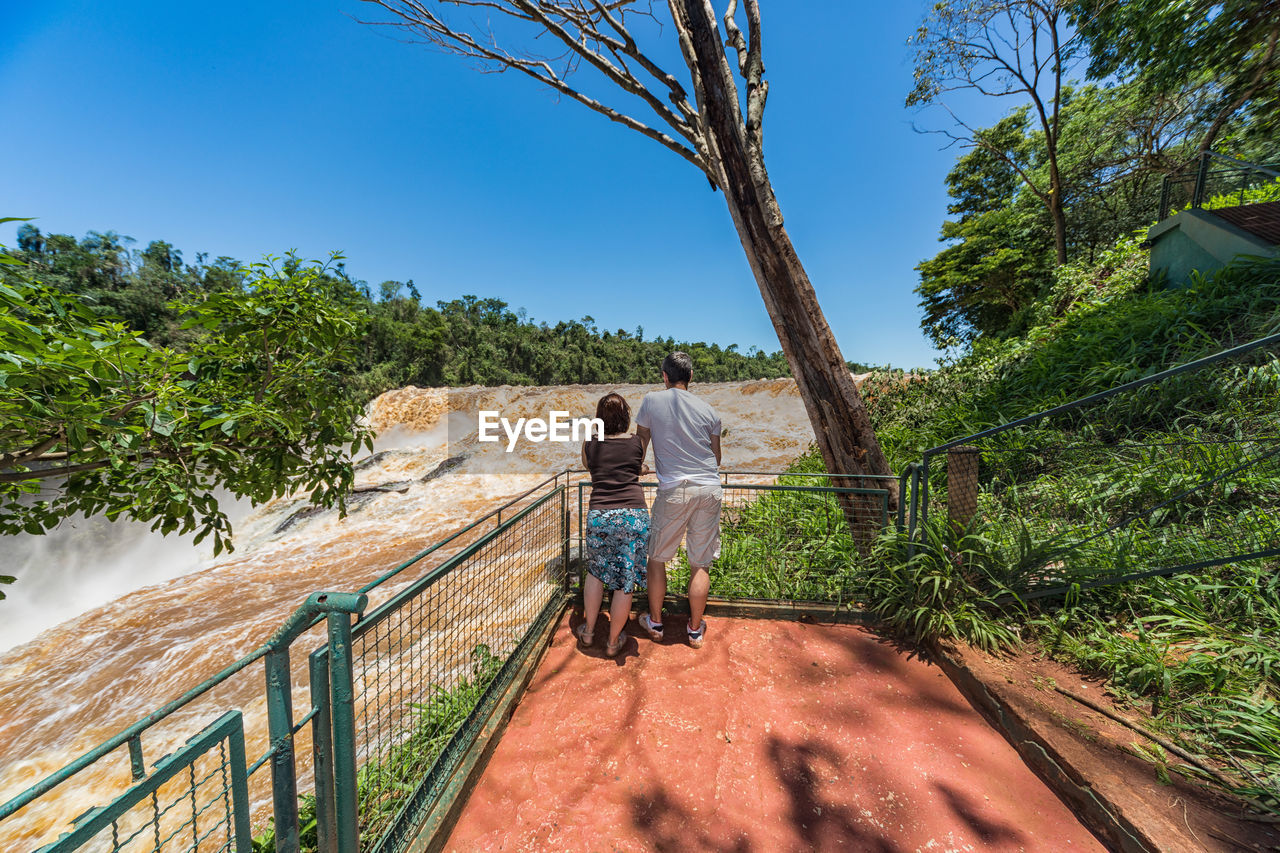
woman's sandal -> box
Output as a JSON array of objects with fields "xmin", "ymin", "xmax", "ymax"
[
  {"xmin": 604, "ymin": 633, "xmax": 627, "ymax": 657},
  {"xmin": 575, "ymin": 622, "xmax": 594, "ymax": 648}
]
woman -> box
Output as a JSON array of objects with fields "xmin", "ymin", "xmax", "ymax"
[{"xmin": 577, "ymin": 392, "xmax": 650, "ymax": 657}]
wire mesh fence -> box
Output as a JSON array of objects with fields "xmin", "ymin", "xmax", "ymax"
[
  {"xmin": 576, "ymin": 474, "xmax": 897, "ymax": 605},
  {"xmin": 345, "ymin": 486, "xmax": 568, "ymax": 852},
  {"xmin": 917, "ymin": 334, "xmax": 1280, "ymax": 600},
  {"xmin": 15, "ymin": 712, "xmax": 251, "ymax": 853}
]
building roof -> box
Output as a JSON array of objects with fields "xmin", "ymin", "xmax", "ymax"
[{"xmin": 1208, "ymin": 201, "xmax": 1280, "ymax": 246}]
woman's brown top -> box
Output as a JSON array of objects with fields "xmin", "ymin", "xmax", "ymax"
[{"xmin": 583, "ymin": 434, "xmax": 647, "ymax": 511}]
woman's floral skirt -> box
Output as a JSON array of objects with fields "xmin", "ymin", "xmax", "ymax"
[{"xmin": 586, "ymin": 507, "xmax": 650, "ymax": 593}]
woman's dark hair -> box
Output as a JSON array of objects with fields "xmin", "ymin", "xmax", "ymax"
[{"xmin": 595, "ymin": 393, "xmax": 630, "ymax": 435}]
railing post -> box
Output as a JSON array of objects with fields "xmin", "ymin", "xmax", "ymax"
[
  {"xmin": 577, "ymin": 481, "xmax": 585, "ymax": 554},
  {"xmin": 947, "ymin": 446, "xmax": 981, "ymax": 536},
  {"xmin": 896, "ymin": 465, "xmax": 912, "ymax": 532},
  {"xmin": 562, "ymin": 487, "xmax": 572, "ymax": 594},
  {"xmin": 264, "ymin": 648, "xmax": 300, "ymax": 853},
  {"xmin": 918, "ymin": 456, "xmax": 931, "ymax": 527},
  {"xmin": 309, "ymin": 649, "xmax": 337, "ymax": 853},
  {"xmin": 1192, "ymin": 150, "xmax": 1210, "ymax": 209},
  {"xmin": 327, "ymin": 611, "xmax": 360, "ymax": 853}
]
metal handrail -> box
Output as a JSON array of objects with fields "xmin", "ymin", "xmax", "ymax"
[
  {"xmin": 359, "ymin": 486, "xmax": 566, "ymax": 630},
  {"xmin": 1159, "ymin": 151, "xmax": 1280, "ymax": 218},
  {"xmin": 923, "ymin": 331, "xmax": 1280, "ymax": 457},
  {"xmin": 0, "ymin": 591, "xmax": 366, "ymax": 822}
]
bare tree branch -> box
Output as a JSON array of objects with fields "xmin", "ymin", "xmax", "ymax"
[
  {"xmin": 360, "ymin": 0, "xmax": 711, "ymax": 174},
  {"xmin": 0, "ymin": 435, "xmax": 59, "ymax": 471}
]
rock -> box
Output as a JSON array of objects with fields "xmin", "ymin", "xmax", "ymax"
[{"xmin": 420, "ymin": 454, "xmax": 467, "ymax": 483}]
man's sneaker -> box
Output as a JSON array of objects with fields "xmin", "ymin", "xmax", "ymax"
[
  {"xmin": 639, "ymin": 613, "xmax": 664, "ymax": 640},
  {"xmin": 687, "ymin": 620, "xmax": 706, "ymax": 649}
]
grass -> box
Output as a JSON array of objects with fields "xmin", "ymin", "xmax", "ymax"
[{"xmin": 664, "ymin": 472, "xmax": 876, "ymax": 604}]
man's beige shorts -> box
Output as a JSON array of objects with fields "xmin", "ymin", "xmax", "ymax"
[{"xmin": 648, "ymin": 482, "xmax": 723, "ymax": 567}]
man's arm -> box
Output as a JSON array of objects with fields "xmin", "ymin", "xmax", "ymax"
[{"xmin": 710, "ymin": 433, "xmax": 722, "ymax": 466}]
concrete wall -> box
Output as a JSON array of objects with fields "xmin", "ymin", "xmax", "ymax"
[{"xmin": 1148, "ymin": 208, "xmax": 1277, "ymax": 288}]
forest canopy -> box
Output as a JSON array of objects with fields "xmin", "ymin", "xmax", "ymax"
[{"xmin": 5, "ymin": 222, "xmax": 831, "ymax": 405}]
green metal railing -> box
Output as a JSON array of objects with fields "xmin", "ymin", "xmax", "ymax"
[
  {"xmin": 576, "ymin": 472, "xmax": 900, "ymax": 605},
  {"xmin": 341, "ymin": 486, "xmax": 568, "ymax": 852},
  {"xmin": 1158, "ymin": 151, "xmax": 1280, "ymax": 219},
  {"xmin": 2, "ymin": 464, "xmax": 907, "ymax": 852},
  {"xmin": 0, "ymin": 471, "xmax": 575, "ymax": 853},
  {"xmin": 911, "ymin": 332, "xmax": 1280, "ymax": 599},
  {"xmin": 0, "ymin": 591, "xmax": 367, "ymax": 853},
  {"xmin": 36, "ymin": 712, "xmax": 251, "ymax": 853}
]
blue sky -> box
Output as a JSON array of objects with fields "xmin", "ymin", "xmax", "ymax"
[{"xmin": 1, "ymin": 2, "xmax": 1011, "ymax": 370}]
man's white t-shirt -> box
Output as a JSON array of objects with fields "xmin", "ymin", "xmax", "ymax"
[{"xmin": 635, "ymin": 387, "xmax": 722, "ymax": 487}]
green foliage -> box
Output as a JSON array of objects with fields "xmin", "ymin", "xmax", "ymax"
[
  {"xmin": 666, "ymin": 477, "xmax": 865, "ymax": 603},
  {"xmin": 914, "ymin": 82, "xmax": 1217, "ymax": 346},
  {"xmin": 916, "ymin": 205, "xmax": 1052, "ymax": 348},
  {"xmin": 853, "ymin": 517, "xmax": 1050, "ymax": 653},
  {"xmin": 354, "ymin": 644, "xmax": 503, "ymax": 843},
  {"xmin": 351, "ymin": 293, "xmax": 792, "ymax": 399},
  {"xmin": 1036, "ymin": 563, "xmax": 1280, "ymax": 804},
  {"xmin": 875, "ymin": 250, "xmax": 1280, "ymax": 468},
  {"xmin": 1200, "ymin": 176, "xmax": 1280, "ymax": 211},
  {"xmin": 8, "ymin": 225, "xmax": 796, "ymax": 405},
  {"xmin": 250, "ymin": 794, "xmax": 320, "ymax": 853},
  {"xmin": 0, "ymin": 242, "xmax": 373, "ymax": 554},
  {"xmin": 913, "ymin": 0, "xmax": 1279, "ymax": 346},
  {"xmin": 1071, "ymin": 0, "xmax": 1280, "ymax": 157},
  {"xmin": 869, "ymin": 235, "xmax": 1280, "ymax": 809}
]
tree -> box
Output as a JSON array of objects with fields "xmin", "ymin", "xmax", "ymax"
[
  {"xmin": 1072, "ymin": 0, "xmax": 1280, "ymax": 157},
  {"xmin": 916, "ymin": 80, "xmax": 1214, "ymax": 345},
  {"xmin": 358, "ymin": 0, "xmax": 895, "ymax": 506},
  {"xmin": 0, "ymin": 236, "xmax": 374, "ymax": 560},
  {"xmin": 908, "ymin": 0, "xmax": 1081, "ymax": 266}
]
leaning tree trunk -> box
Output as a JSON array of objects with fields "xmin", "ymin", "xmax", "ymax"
[{"xmin": 670, "ymin": 0, "xmax": 897, "ymax": 525}]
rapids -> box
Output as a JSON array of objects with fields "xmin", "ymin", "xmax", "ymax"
[{"xmin": 0, "ymin": 380, "xmax": 812, "ymax": 845}]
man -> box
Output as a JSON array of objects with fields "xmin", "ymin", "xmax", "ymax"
[{"xmin": 634, "ymin": 352, "xmax": 723, "ymax": 648}]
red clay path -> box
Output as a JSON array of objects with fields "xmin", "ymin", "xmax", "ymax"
[{"xmin": 445, "ymin": 614, "xmax": 1104, "ymax": 851}]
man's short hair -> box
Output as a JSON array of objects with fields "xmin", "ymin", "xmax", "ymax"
[{"xmin": 662, "ymin": 352, "xmax": 693, "ymax": 385}]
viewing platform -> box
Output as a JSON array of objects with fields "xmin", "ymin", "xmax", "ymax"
[
  {"xmin": 8, "ymin": 434, "xmax": 1278, "ymax": 851},
  {"xmin": 444, "ymin": 613, "xmax": 1102, "ymax": 851}
]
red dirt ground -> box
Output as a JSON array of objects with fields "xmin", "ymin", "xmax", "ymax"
[
  {"xmin": 945, "ymin": 643, "xmax": 1280, "ymax": 853},
  {"xmin": 445, "ymin": 613, "xmax": 1104, "ymax": 851}
]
